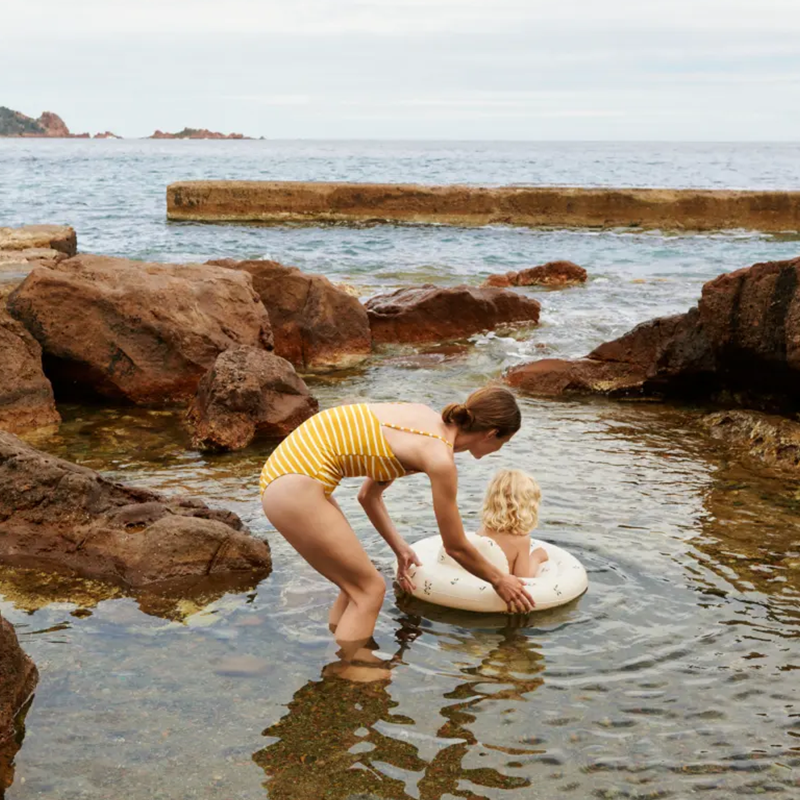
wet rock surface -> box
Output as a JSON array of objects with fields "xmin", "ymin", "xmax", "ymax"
[
  {"xmin": 0, "ymin": 616, "xmax": 38, "ymax": 793},
  {"xmin": 0, "ymin": 430, "xmax": 272, "ymax": 587},
  {"xmin": 700, "ymin": 409, "xmax": 800, "ymax": 473},
  {"xmin": 209, "ymin": 259, "xmax": 372, "ymax": 371},
  {"xmin": 0, "ymin": 305, "xmax": 60, "ymax": 433},
  {"xmin": 186, "ymin": 346, "xmax": 318, "ymax": 451},
  {"xmin": 7, "ymin": 255, "xmax": 273, "ymax": 405},
  {"xmin": 365, "ymin": 284, "xmax": 541, "ymax": 344},
  {"xmin": 0, "ymin": 224, "xmax": 77, "ymax": 256},
  {"xmin": 484, "ymin": 260, "xmax": 587, "ymax": 288}
]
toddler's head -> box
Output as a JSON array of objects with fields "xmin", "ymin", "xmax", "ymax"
[{"xmin": 481, "ymin": 469, "xmax": 541, "ymax": 536}]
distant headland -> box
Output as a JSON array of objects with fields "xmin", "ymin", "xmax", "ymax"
[{"xmin": 0, "ymin": 106, "xmax": 252, "ymax": 139}]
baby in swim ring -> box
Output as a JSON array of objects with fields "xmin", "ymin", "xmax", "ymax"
[{"xmin": 478, "ymin": 469, "xmax": 549, "ymax": 578}]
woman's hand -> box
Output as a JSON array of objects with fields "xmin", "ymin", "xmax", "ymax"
[
  {"xmin": 395, "ymin": 545, "xmax": 422, "ymax": 593},
  {"xmin": 493, "ymin": 574, "xmax": 536, "ymax": 613}
]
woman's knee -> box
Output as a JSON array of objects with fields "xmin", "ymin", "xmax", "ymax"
[{"xmin": 348, "ymin": 574, "xmax": 386, "ymax": 609}]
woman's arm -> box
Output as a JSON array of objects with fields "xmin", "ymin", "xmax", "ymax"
[
  {"xmin": 427, "ymin": 459, "xmax": 535, "ymax": 612},
  {"xmin": 358, "ymin": 477, "xmax": 420, "ymax": 591},
  {"xmin": 357, "ymin": 477, "xmax": 405, "ymax": 552}
]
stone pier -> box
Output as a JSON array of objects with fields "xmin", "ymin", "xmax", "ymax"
[{"xmin": 166, "ymin": 181, "xmax": 800, "ymax": 231}]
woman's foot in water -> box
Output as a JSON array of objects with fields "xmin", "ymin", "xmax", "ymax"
[{"xmin": 323, "ymin": 660, "xmax": 392, "ymax": 683}]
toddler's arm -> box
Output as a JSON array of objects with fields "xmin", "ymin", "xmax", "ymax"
[{"xmin": 512, "ymin": 540, "xmax": 534, "ymax": 578}]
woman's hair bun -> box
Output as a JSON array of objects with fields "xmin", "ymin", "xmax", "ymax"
[
  {"xmin": 442, "ymin": 386, "xmax": 521, "ymax": 437},
  {"xmin": 442, "ymin": 402, "xmax": 475, "ymax": 429}
]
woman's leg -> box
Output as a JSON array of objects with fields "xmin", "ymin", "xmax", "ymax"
[
  {"xmin": 262, "ymin": 475, "xmax": 387, "ymax": 652},
  {"xmin": 328, "ymin": 590, "xmax": 350, "ymax": 633}
]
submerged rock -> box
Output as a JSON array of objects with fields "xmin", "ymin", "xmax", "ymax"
[
  {"xmin": 507, "ymin": 256, "xmax": 800, "ymax": 410},
  {"xmin": 0, "ymin": 305, "xmax": 60, "ymax": 433},
  {"xmin": 365, "ymin": 284, "xmax": 541, "ymax": 344},
  {"xmin": 0, "ymin": 616, "xmax": 38, "ymax": 793},
  {"xmin": 209, "ymin": 259, "xmax": 372, "ymax": 371},
  {"xmin": 484, "ymin": 260, "xmax": 587, "ymax": 288},
  {"xmin": 7, "ymin": 255, "xmax": 273, "ymax": 405},
  {"xmin": 186, "ymin": 346, "xmax": 318, "ymax": 451},
  {"xmin": 700, "ymin": 410, "xmax": 800, "ymax": 474},
  {"xmin": 0, "ymin": 430, "xmax": 271, "ymax": 587}
]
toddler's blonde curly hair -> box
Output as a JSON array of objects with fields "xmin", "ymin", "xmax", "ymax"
[{"xmin": 481, "ymin": 469, "xmax": 541, "ymax": 536}]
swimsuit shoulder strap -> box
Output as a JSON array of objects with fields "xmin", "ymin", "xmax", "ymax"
[{"xmin": 381, "ymin": 422, "xmax": 454, "ymax": 448}]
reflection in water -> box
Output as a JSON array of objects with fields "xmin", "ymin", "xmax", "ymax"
[
  {"xmin": 254, "ymin": 621, "xmax": 544, "ymax": 800},
  {"xmin": 1, "ymin": 695, "xmax": 33, "ymax": 796},
  {"xmin": 0, "ymin": 564, "xmax": 268, "ymax": 623}
]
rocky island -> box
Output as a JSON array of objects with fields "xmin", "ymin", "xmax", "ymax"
[
  {"xmin": 0, "ymin": 106, "xmax": 120, "ymax": 139},
  {"xmin": 0, "ymin": 106, "xmax": 250, "ymax": 139},
  {"xmin": 149, "ymin": 127, "xmax": 251, "ymax": 139}
]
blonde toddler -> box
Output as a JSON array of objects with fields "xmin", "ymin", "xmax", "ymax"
[{"xmin": 478, "ymin": 469, "xmax": 549, "ymax": 578}]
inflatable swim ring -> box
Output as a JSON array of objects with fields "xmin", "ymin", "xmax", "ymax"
[{"xmin": 400, "ymin": 532, "xmax": 588, "ymax": 612}]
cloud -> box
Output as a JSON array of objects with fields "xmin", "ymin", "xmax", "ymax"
[
  {"xmin": 4, "ymin": 0, "xmax": 800, "ymax": 37},
  {"xmin": 2, "ymin": 1, "xmax": 798, "ymax": 138}
]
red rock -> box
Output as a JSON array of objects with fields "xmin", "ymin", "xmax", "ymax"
[
  {"xmin": 93, "ymin": 131, "xmax": 121, "ymax": 139},
  {"xmin": 186, "ymin": 346, "xmax": 318, "ymax": 451},
  {"xmin": 506, "ymin": 256, "xmax": 800, "ymax": 408},
  {"xmin": 365, "ymin": 284, "xmax": 541, "ymax": 344},
  {"xmin": 698, "ymin": 257, "xmax": 800, "ymax": 373},
  {"xmin": 484, "ymin": 273, "xmax": 513, "ymax": 287},
  {"xmin": 209, "ymin": 259, "xmax": 372, "ymax": 371},
  {"xmin": 0, "ymin": 247, "xmax": 68, "ymax": 274},
  {"xmin": 0, "ymin": 224, "xmax": 77, "ymax": 256},
  {"xmin": 589, "ymin": 309, "xmax": 714, "ymax": 382},
  {"xmin": 0, "ymin": 617, "xmax": 38, "ymax": 793},
  {"xmin": 485, "ymin": 260, "xmax": 587, "ymax": 288},
  {"xmin": 505, "ymin": 357, "xmax": 648, "ymax": 397},
  {"xmin": 7, "ymin": 255, "xmax": 273, "ymax": 405},
  {"xmin": 37, "ymin": 111, "xmax": 70, "ymax": 136},
  {"xmin": 0, "ymin": 430, "xmax": 272, "ymax": 587},
  {"xmin": 0, "ymin": 305, "xmax": 60, "ymax": 433}
]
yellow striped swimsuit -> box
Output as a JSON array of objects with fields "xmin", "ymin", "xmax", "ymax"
[{"xmin": 259, "ymin": 403, "xmax": 452, "ymax": 496}]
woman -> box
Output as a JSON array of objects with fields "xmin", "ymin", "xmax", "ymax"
[{"xmin": 260, "ymin": 386, "xmax": 535, "ymax": 662}]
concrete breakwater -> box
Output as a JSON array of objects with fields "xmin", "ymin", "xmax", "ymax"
[{"xmin": 166, "ymin": 181, "xmax": 800, "ymax": 231}]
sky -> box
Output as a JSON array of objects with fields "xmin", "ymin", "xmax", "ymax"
[{"xmin": 2, "ymin": 0, "xmax": 799, "ymax": 140}]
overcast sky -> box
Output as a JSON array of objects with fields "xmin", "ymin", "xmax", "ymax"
[{"xmin": 3, "ymin": 0, "xmax": 799, "ymax": 140}]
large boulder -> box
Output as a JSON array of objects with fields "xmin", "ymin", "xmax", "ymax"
[
  {"xmin": 506, "ymin": 256, "xmax": 800, "ymax": 409},
  {"xmin": 186, "ymin": 346, "xmax": 318, "ymax": 451},
  {"xmin": 0, "ymin": 305, "xmax": 60, "ymax": 433},
  {"xmin": 365, "ymin": 284, "xmax": 541, "ymax": 344},
  {"xmin": 697, "ymin": 258, "xmax": 800, "ymax": 387},
  {"xmin": 209, "ymin": 259, "xmax": 372, "ymax": 371},
  {"xmin": 1, "ymin": 616, "xmax": 38, "ymax": 793},
  {"xmin": 7, "ymin": 255, "xmax": 273, "ymax": 405},
  {"xmin": 485, "ymin": 260, "xmax": 587, "ymax": 288},
  {"xmin": 0, "ymin": 430, "xmax": 272, "ymax": 587}
]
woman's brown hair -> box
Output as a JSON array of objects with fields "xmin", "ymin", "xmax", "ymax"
[{"xmin": 441, "ymin": 386, "xmax": 521, "ymax": 438}]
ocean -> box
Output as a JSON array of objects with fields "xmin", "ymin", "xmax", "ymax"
[{"xmin": 1, "ymin": 138, "xmax": 799, "ymax": 800}]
